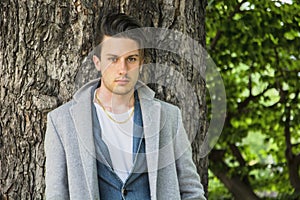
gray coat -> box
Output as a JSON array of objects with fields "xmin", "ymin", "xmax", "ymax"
[{"xmin": 45, "ymin": 79, "xmax": 206, "ymax": 200}]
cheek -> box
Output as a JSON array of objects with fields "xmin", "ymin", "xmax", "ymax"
[
  {"xmin": 102, "ymin": 69, "xmax": 113, "ymax": 80},
  {"xmin": 101, "ymin": 63, "xmax": 115, "ymax": 75},
  {"xmin": 128, "ymin": 66, "xmax": 140, "ymax": 74},
  {"xmin": 129, "ymin": 70, "xmax": 140, "ymax": 82}
]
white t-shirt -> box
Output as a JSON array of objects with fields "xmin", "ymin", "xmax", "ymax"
[{"xmin": 94, "ymin": 100, "xmax": 134, "ymax": 183}]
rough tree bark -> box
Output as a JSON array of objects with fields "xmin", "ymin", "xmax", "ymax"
[{"xmin": 0, "ymin": 0, "xmax": 208, "ymax": 199}]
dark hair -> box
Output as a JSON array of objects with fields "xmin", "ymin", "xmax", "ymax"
[{"xmin": 94, "ymin": 13, "xmax": 145, "ymax": 58}]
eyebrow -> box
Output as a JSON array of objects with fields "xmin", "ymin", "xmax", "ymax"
[
  {"xmin": 127, "ymin": 54, "xmax": 139, "ymax": 57},
  {"xmin": 105, "ymin": 53, "xmax": 139, "ymax": 57}
]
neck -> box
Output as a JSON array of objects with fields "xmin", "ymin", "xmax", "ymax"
[{"xmin": 96, "ymin": 87, "xmax": 135, "ymax": 114}]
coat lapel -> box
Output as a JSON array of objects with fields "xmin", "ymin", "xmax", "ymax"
[
  {"xmin": 137, "ymin": 82, "xmax": 161, "ymax": 199},
  {"xmin": 69, "ymin": 80, "xmax": 100, "ymax": 200}
]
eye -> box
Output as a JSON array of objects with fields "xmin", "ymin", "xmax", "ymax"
[
  {"xmin": 108, "ymin": 57, "xmax": 118, "ymax": 63},
  {"xmin": 127, "ymin": 57, "xmax": 137, "ymax": 63}
]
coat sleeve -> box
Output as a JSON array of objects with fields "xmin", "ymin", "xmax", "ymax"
[
  {"xmin": 44, "ymin": 113, "xmax": 70, "ymax": 200},
  {"xmin": 174, "ymin": 108, "xmax": 206, "ymax": 200}
]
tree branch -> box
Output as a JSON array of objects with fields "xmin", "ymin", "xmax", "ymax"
[
  {"xmin": 283, "ymin": 89, "xmax": 299, "ymax": 160},
  {"xmin": 295, "ymin": 153, "xmax": 300, "ymax": 166},
  {"xmin": 284, "ymin": 105, "xmax": 292, "ymax": 160},
  {"xmin": 209, "ymin": 149, "xmax": 260, "ymax": 199},
  {"xmin": 282, "ymin": 88, "xmax": 300, "ymax": 192},
  {"xmin": 230, "ymin": 143, "xmax": 246, "ymax": 167},
  {"xmin": 237, "ymin": 84, "xmax": 271, "ymax": 111}
]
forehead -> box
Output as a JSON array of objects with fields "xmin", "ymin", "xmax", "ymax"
[{"xmin": 101, "ymin": 36, "xmax": 140, "ymax": 56}]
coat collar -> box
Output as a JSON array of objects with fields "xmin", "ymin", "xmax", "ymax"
[
  {"xmin": 73, "ymin": 79, "xmax": 156, "ymax": 101},
  {"xmin": 70, "ymin": 79, "xmax": 160, "ymax": 199}
]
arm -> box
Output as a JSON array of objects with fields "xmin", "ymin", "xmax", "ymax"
[
  {"xmin": 174, "ymin": 108, "xmax": 206, "ymax": 200},
  {"xmin": 44, "ymin": 113, "xmax": 69, "ymax": 200}
]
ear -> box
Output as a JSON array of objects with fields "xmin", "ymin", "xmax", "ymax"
[
  {"xmin": 93, "ymin": 55, "xmax": 101, "ymax": 71},
  {"xmin": 140, "ymin": 58, "xmax": 144, "ymax": 65},
  {"xmin": 139, "ymin": 59, "xmax": 144, "ymax": 73}
]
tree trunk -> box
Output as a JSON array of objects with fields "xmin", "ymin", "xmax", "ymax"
[{"xmin": 0, "ymin": 0, "xmax": 207, "ymax": 199}]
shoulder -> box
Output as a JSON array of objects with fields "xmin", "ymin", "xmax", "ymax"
[
  {"xmin": 136, "ymin": 81, "xmax": 181, "ymax": 114},
  {"xmin": 152, "ymin": 98, "xmax": 182, "ymax": 126},
  {"xmin": 47, "ymin": 79, "xmax": 97, "ymax": 119},
  {"xmin": 48, "ymin": 100, "xmax": 73, "ymax": 115},
  {"xmin": 154, "ymin": 98, "xmax": 180, "ymax": 114},
  {"xmin": 47, "ymin": 100, "xmax": 74, "ymax": 124}
]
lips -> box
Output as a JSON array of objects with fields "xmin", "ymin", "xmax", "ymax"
[{"xmin": 115, "ymin": 78, "xmax": 130, "ymax": 85}]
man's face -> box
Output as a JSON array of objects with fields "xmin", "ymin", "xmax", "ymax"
[{"xmin": 93, "ymin": 36, "xmax": 143, "ymax": 96}]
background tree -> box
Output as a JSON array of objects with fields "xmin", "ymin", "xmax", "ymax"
[
  {"xmin": 0, "ymin": 0, "xmax": 208, "ymax": 199},
  {"xmin": 206, "ymin": 0, "xmax": 300, "ymax": 199}
]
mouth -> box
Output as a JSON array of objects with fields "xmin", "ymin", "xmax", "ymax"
[{"xmin": 115, "ymin": 78, "xmax": 130, "ymax": 85}]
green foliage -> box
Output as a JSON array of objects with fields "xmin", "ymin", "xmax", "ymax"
[
  {"xmin": 206, "ymin": 0, "xmax": 300, "ymax": 198},
  {"xmin": 208, "ymin": 169, "xmax": 233, "ymax": 199}
]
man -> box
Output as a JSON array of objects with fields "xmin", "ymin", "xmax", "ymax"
[{"xmin": 45, "ymin": 12, "xmax": 206, "ymax": 200}]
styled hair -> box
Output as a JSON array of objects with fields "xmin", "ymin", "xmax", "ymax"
[{"xmin": 94, "ymin": 12, "xmax": 145, "ymax": 58}]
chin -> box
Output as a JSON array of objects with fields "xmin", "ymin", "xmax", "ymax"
[{"xmin": 112, "ymin": 87, "xmax": 134, "ymax": 96}]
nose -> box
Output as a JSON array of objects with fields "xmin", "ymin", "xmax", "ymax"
[{"xmin": 118, "ymin": 58, "xmax": 128, "ymax": 75}]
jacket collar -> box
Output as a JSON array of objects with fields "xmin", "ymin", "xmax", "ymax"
[{"xmin": 73, "ymin": 79, "xmax": 155, "ymax": 102}]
